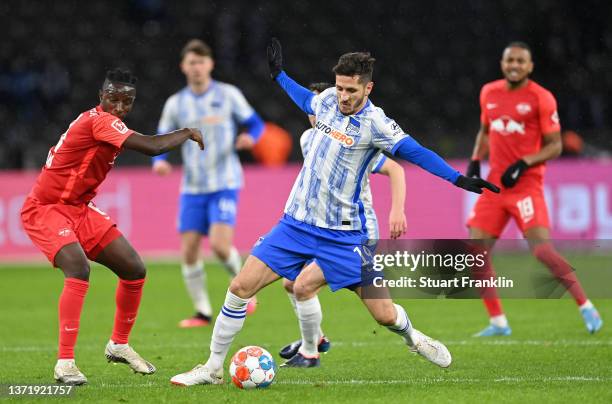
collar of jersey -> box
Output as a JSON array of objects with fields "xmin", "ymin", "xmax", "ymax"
[{"xmin": 185, "ymin": 80, "xmax": 216, "ymax": 98}]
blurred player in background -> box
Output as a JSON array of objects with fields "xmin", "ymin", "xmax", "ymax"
[
  {"xmin": 170, "ymin": 39, "xmax": 500, "ymax": 386},
  {"xmin": 466, "ymin": 42, "xmax": 603, "ymax": 336},
  {"xmin": 20, "ymin": 68, "xmax": 204, "ymax": 385},
  {"xmin": 279, "ymin": 82, "xmax": 408, "ymax": 367},
  {"xmin": 152, "ymin": 39, "xmax": 264, "ymax": 327}
]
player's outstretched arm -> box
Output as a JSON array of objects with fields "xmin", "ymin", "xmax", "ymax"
[
  {"xmin": 123, "ymin": 128, "xmax": 204, "ymax": 156},
  {"xmin": 378, "ymin": 159, "xmax": 407, "ymax": 239},
  {"xmin": 266, "ymin": 38, "xmax": 315, "ymax": 115},
  {"xmin": 392, "ymin": 137, "xmax": 500, "ymax": 194}
]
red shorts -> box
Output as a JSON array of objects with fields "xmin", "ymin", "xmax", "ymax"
[
  {"xmin": 21, "ymin": 196, "xmax": 122, "ymax": 266},
  {"xmin": 466, "ymin": 185, "xmax": 550, "ymax": 237}
]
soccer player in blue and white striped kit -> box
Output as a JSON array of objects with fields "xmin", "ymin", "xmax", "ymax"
[
  {"xmin": 152, "ymin": 40, "xmax": 264, "ymax": 327},
  {"xmin": 279, "ymin": 82, "xmax": 408, "ymax": 367},
  {"xmin": 171, "ymin": 39, "xmax": 499, "ymax": 385}
]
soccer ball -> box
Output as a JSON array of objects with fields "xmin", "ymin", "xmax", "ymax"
[{"xmin": 229, "ymin": 346, "xmax": 276, "ymax": 389}]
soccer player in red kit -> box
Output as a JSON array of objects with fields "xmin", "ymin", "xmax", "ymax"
[
  {"xmin": 20, "ymin": 68, "xmax": 204, "ymax": 385},
  {"xmin": 466, "ymin": 42, "xmax": 603, "ymax": 336}
]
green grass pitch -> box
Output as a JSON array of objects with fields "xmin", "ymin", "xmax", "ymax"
[{"xmin": 1, "ymin": 257, "xmax": 611, "ymax": 403}]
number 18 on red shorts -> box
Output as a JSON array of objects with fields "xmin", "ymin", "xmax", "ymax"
[{"xmin": 467, "ymin": 186, "xmax": 550, "ymax": 237}]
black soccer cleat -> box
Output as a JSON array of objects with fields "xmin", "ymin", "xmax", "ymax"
[
  {"xmin": 279, "ymin": 336, "xmax": 331, "ymax": 359},
  {"xmin": 280, "ymin": 352, "xmax": 320, "ymax": 368}
]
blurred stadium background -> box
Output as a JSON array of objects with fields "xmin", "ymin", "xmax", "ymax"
[
  {"xmin": 2, "ymin": 0, "xmax": 611, "ymax": 168},
  {"xmin": 1, "ymin": 0, "xmax": 612, "ymax": 259}
]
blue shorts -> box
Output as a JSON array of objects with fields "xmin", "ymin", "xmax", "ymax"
[
  {"xmin": 178, "ymin": 190, "xmax": 239, "ymax": 235},
  {"xmin": 251, "ymin": 215, "xmax": 373, "ymax": 291}
]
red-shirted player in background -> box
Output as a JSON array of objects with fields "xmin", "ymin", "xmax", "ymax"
[
  {"xmin": 20, "ymin": 68, "xmax": 204, "ymax": 385},
  {"xmin": 466, "ymin": 42, "xmax": 603, "ymax": 337}
]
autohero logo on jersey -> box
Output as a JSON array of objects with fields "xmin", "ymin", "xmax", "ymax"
[
  {"xmin": 111, "ymin": 119, "xmax": 129, "ymax": 134},
  {"xmin": 315, "ymin": 121, "xmax": 355, "ymax": 147},
  {"xmin": 490, "ymin": 116, "xmax": 525, "ymax": 136}
]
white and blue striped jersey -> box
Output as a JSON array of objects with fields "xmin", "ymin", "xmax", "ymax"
[
  {"xmin": 287, "ymin": 87, "xmax": 407, "ymax": 231},
  {"xmin": 299, "ymin": 127, "xmax": 387, "ymax": 239},
  {"xmin": 157, "ymin": 81, "xmax": 255, "ymax": 194}
]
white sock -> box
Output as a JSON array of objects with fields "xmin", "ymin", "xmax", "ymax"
[
  {"xmin": 490, "ymin": 314, "xmax": 509, "ymax": 328},
  {"xmin": 296, "ymin": 296, "xmax": 322, "ymax": 357},
  {"xmin": 110, "ymin": 340, "xmax": 128, "ymax": 348},
  {"xmin": 181, "ymin": 261, "xmax": 212, "ymax": 317},
  {"xmin": 579, "ymin": 299, "xmax": 594, "ymax": 310},
  {"xmin": 222, "ymin": 247, "xmax": 242, "ymax": 277},
  {"xmin": 56, "ymin": 359, "xmax": 75, "ymax": 366},
  {"xmin": 386, "ymin": 304, "xmax": 414, "ymax": 345},
  {"xmin": 289, "ymin": 292, "xmax": 324, "ymax": 339},
  {"xmin": 207, "ymin": 290, "xmax": 249, "ymax": 371}
]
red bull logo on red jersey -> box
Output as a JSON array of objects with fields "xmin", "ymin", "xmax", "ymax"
[{"xmin": 490, "ymin": 116, "xmax": 525, "ymax": 136}]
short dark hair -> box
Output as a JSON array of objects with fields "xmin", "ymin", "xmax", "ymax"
[
  {"xmin": 332, "ymin": 52, "xmax": 375, "ymax": 83},
  {"xmin": 104, "ymin": 68, "xmax": 137, "ymax": 87},
  {"xmin": 181, "ymin": 39, "xmax": 213, "ymax": 60},
  {"xmin": 308, "ymin": 82, "xmax": 332, "ymax": 93},
  {"xmin": 504, "ymin": 41, "xmax": 532, "ymax": 56}
]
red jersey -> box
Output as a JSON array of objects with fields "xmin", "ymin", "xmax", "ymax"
[
  {"xmin": 30, "ymin": 105, "xmax": 134, "ymax": 205},
  {"xmin": 480, "ymin": 79, "xmax": 560, "ymax": 187}
]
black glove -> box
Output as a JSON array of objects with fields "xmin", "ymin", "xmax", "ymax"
[
  {"xmin": 266, "ymin": 37, "xmax": 283, "ymax": 80},
  {"xmin": 501, "ymin": 159, "xmax": 529, "ymax": 188},
  {"xmin": 455, "ymin": 175, "xmax": 500, "ymax": 194},
  {"xmin": 466, "ymin": 159, "xmax": 481, "ymax": 178}
]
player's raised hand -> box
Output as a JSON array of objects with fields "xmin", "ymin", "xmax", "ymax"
[
  {"xmin": 188, "ymin": 128, "xmax": 205, "ymax": 150},
  {"xmin": 267, "ymin": 38, "xmax": 283, "ymax": 80},
  {"xmin": 501, "ymin": 159, "xmax": 528, "ymax": 188},
  {"xmin": 466, "ymin": 159, "xmax": 481, "ymax": 178},
  {"xmin": 454, "ymin": 175, "xmax": 500, "ymax": 194},
  {"xmin": 389, "ymin": 208, "xmax": 407, "ymax": 239}
]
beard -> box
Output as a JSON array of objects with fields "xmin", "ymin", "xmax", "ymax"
[{"xmin": 339, "ymin": 95, "xmax": 365, "ymax": 115}]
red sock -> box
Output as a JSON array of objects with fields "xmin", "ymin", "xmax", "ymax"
[
  {"xmin": 58, "ymin": 278, "xmax": 89, "ymax": 359},
  {"xmin": 473, "ymin": 253, "xmax": 504, "ymax": 317},
  {"xmin": 111, "ymin": 278, "xmax": 145, "ymax": 344},
  {"xmin": 533, "ymin": 243, "xmax": 587, "ymax": 305},
  {"xmin": 482, "ymin": 298, "xmax": 504, "ymax": 317}
]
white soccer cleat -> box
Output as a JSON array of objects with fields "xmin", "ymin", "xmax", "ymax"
[
  {"xmin": 54, "ymin": 360, "xmax": 88, "ymax": 385},
  {"xmin": 105, "ymin": 341, "xmax": 156, "ymax": 374},
  {"xmin": 408, "ymin": 329, "xmax": 452, "ymax": 368},
  {"xmin": 170, "ymin": 364, "xmax": 224, "ymax": 386}
]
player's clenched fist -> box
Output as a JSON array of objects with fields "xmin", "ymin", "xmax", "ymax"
[
  {"xmin": 235, "ymin": 133, "xmax": 255, "ymax": 150},
  {"xmin": 500, "ymin": 159, "xmax": 528, "ymax": 188},
  {"xmin": 152, "ymin": 160, "xmax": 172, "ymax": 176},
  {"xmin": 466, "ymin": 159, "xmax": 481, "ymax": 178}
]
